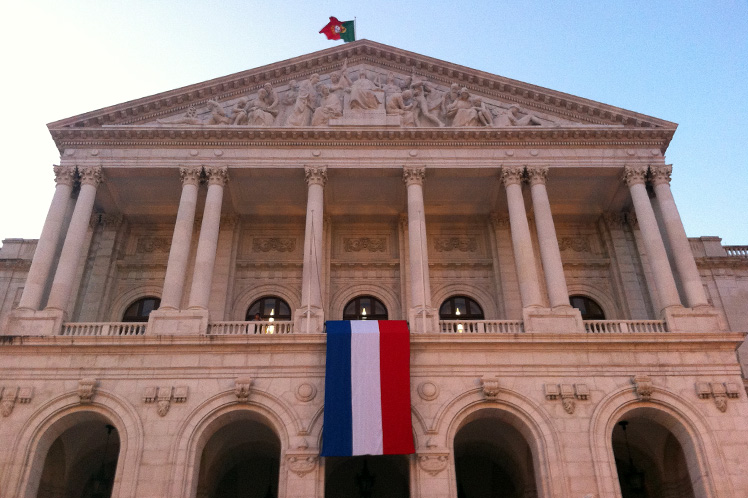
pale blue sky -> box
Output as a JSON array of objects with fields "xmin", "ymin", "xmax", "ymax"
[{"xmin": 0, "ymin": 1, "xmax": 746, "ymax": 244}]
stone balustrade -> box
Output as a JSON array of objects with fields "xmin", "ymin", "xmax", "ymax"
[
  {"xmin": 584, "ymin": 320, "xmax": 667, "ymax": 333},
  {"xmin": 724, "ymin": 245, "xmax": 748, "ymax": 257},
  {"xmin": 61, "ymin": 322, "xmax": 146, "ymax": 336},
  {"xmin": 439, "ymin": 320, "xmax": 525, "ymax": 334},
  {"xmin": 209, "ymin": 320, "xmax": 294, "ymax": 335}
]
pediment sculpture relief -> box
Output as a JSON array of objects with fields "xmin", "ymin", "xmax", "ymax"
[{"xmin": 155, "ymin": 60, "xmax": 567, "ymax": 129}]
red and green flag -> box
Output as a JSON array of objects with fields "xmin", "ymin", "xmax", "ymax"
[{"xmin": 320, "ymin": 17, "xmax": 355, "ymax": 43}]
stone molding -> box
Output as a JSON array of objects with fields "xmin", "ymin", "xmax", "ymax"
[
  {"xmin": 0, "ymin": 386, "xmax": 33, "ymax": 417},
  {"xmin": 179, "ymin": 166, "xmax": 203, "ymax": 186},
  {"xmin": 343, "ymin": 237, "xmax": 386, "ymax": 252},
  {"xmin": 433, "ymin": 237, "xmax": 477, "ymax": 253},
  {"xmin": 417, "ymin": 453, "xmax": 449, "ymax": 476},
  {"xmin": 294, "ymin": 383, "xmax": 317, "ymax": 402},
  {"xmin": 304, "ymin": 166, "xmax": 327, "ymax": 187},
  {"xmin": 403, "ymin": 166, "xmax": 426, "ymax": 186},
  {"xmin": 286, "ymin": 454, "xmax": 318, "ymax": 477},
  {"xmin": 253, "ymin": 237, "xmax": 296, "ymax": 253},
  {"xmin": 417, "ymin": 381, "xmax": 439, "ymax": 401},
  {"xmin": 53, "ymin": 165, "xmax": 76, "ymax": 186}
]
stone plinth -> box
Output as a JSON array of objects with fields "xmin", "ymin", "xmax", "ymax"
[
  {"xmin": 147, "ymin": 308, "xmax": 209, "ymax": 335},
  {"xmin": 4, "ymin": 308, "xmax": 65, "ymax": 336},
  {"xmin": 523, "ymin": 306, "xmax": 584, "ymax": 333},
  {"xmin": 664, "ymin": 306, "xmax": 726, "ymax": 333}
]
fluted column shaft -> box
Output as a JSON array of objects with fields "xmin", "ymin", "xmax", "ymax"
[
  {"xmin": 527, "ymin": 167, "xmax": 570, "ymax": 308},
  {"xmin": 300, "ymin": 167, "xmax": 326, "ymax": 315},
  {"xmin": 501, "ymin": 167, "xmax": 543, "ymax": 308},
  {"xmin": 651, "ymin": 165, "xmax": 709, "ymax": 307},
  {"xmin": 45, "ymin": 167, "xmax": 102, "ymax": 312},
  {"xmin": 18, "ymin": 166, "xmax": 76, "ymax": 311},
  {"xmin": 187, "ymin": 167, "xmax": 228, "ymax": 310},
  {"xmin": 404, "ymin": 167, "xmax": 433, "ymax": 313},
  {"xmin": 623, "ymin": 166, "xmax": 681, "ymax": 311},
  {"xmin": 160, "ymin": 167, "xmax": 202, "ymax": 310}
]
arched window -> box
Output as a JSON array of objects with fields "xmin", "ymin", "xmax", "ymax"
[
  {"xmin": 439, "ymin": 296, "xmax": 484, "ymax": 320},
  {"xmin": 343, "ymin": 296, "xmax": 388, "ymax": 320},
  {"xmin": 246, "ymin": 296, "xmax": 292, "ymax": 321},
  {"xmin": 122, "ymin": 297, "xmax": 160, "ymax": 322},
  {"xmin": 570, "ymin": 295, "xmax": 605, "ymax": 320}
]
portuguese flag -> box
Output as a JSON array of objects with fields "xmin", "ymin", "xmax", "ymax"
[{"xmin": 320, "ymin": 16, "xmax": 355, "ymax": 43}]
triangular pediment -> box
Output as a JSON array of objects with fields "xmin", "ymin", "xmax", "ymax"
[{"xmin": 48, "ymin": 40, "xmax": 676, "ymax": 148}]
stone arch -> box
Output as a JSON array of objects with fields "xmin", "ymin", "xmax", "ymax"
[
  {"xmin": 589, "ymin": 385, "xmax": 733, "ymax": 498},
  {"xmin": 431, "ymin": 283, "xmax": 499, "ymax": 319},
  {"xmin": 1, "ymin": 389, "xmax": 143, "ymax": 498},
  {"xmin": 566, "ymin": 282, "xmax": 620, "ymax": 319},
  {"xmin": 231, "ymin": 284, "xmax": 301, "ymax": 321},
  {"xmin": 167, "ymin": 388, "xmax": 301, "ymax": 498},
  {"xmin": 434, "ymin": 387, "xmax": 568, "ymax": 498},
  {"xmin": 329, "ymin": 283, "xmax": 401, "ymax": 321},
  {"xmin": 108, "ymin": 284, "xmax": 163, "ymax": 322}
]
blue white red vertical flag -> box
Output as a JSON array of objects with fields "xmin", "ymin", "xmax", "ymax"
[{"xmin": 321, "ymin": 320, "xmax": 415, "ymax": 456}]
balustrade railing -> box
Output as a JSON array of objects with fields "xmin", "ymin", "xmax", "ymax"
[
  {"xmin": 584, "ymin": 320, "xmax": 667, "ymax": 333},
  {"xmin": 439, "ymin": 320, "xmax": 525, "ymax": 334},
  {"xmin": 209, "ymin": 320, "xmax": 294, "ymax": 335},
  {"xmin": 724, "ymin": 246, "xmax": 748, "ymax": 257},
  {"xmin": 61, "ymin": 322, "xmax": 146, "ymax": 336}
]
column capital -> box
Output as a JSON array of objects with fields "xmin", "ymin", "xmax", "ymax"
[
  {"xmin": 526, "ymin": 166, "xmax": 549, "ymax": 186},
  {"xmin": 650, "ymin": 164, "xmax": 673, "ymax": 186},
  {"xmin": 53, "ymin": 165, "xmax": 76, "ymax": 187},
  {"xmin": 500, "ymin": 166, "xmax": 524, "ymax": 187},
  {"xmin": 205, "ymin": 166, "xmax": 229, "ymax": 186},
  {"xmin": 179, "ymin": 166, "xmax": 203, "ymax": 186},
  {"xmin": 602, "ymin": 211, "xmax": 626, "ymax": 229},
  {"xmin": 403, "ymin": 167, "xmax": 426, "ymax": 186},
  {"xmin": 77, "ymin": 166, "xmax": 102, "ymax": 187},
  {"xmin": 622, "ymin": 165, "xmax": 648, "ymax": 187},
  {"xmin": 305, "ymin": 166, "xmax": 328, "ymax": 187},
  {"xmin": 490, "ymin": 213, "xmax": 510, "ymax": 229}
]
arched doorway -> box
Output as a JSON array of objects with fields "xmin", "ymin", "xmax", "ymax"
[
  {"xmin": 36, "ymin": 415, "xmax": 120, "ymax": 498},
  {"xmin": 454, "ymin": 410, "xmax": 538, "ymax": 498},
  {"xmin": 325, "ymin": 455, "xmax": 409, "ymax": 498},
  {"xmin": 195, "ymin": 414, "xmax": 281, "ymax": 498},
  {"xmin": 612, "ymin": 415, "xmax": 696, "ymax": 498}
]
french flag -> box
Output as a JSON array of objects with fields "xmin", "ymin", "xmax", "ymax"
[{"xmin": 321, "ymin": 320, "xmax": 415, "ymax": 456}]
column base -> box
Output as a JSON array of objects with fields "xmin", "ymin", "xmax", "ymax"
[
  {"xmin": 294, "ymin": 307, "xmax": 325, "ymax": 334},
  {"xmin": 523, "ymin": 306, "xmax": 584, "ymax": 333},
  {"xmin": 4, "ymin": 308, "xmax": 66, "ymax": 336},
  {"xmin": 147, "ymin": 308, "xmax": 210, "ymax": 335},
  {"xmin": 663, "ymin": 305, "xmax": 726, "ymax": 333},
  {"xmin": 408, "ymin": 307, "xmax": 439, "ymax": 334}
]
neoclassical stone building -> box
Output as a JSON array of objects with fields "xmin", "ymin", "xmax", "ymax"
[{"xmin": 1, "ymin": 40, "xmax": 747, "ymax": 498}]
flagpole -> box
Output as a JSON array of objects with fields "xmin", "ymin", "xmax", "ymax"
[{"xmin": 354, "ymin": 17, "xmax": 357, "ymax": 40}]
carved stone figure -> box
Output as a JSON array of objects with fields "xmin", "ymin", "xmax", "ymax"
[
  {"xmin": 282, "ymin": 80, "xmax": 299, "ymax": 106},
  {"xmin": 494, "ymin": 105, "xmax": 546, "ymax": 126},
  {"xmin": 328, "ymin": 59, "xmax": 352, "ymax": 93},
  {"xmin": 286, "ymin": 74, "xmax": 320, "ymax": 126},
  {"xmin": 446, "ymin": 88, "xmax": 481, "ymax": 127},
  {"xmin": 472, "ymin": 97, "xmax": 493, "ymax": 126},
  {"xmin": 347, "ymin": 72, "xmax": 381, "ymax": 110},
  {"xmin": 205, "ymin": 99, "xmax": 231, "ymax": 125},
  {"xmin": 382, "ymin": 71, "xmax": 403, "ymax": 93},
  {"xmin": 248, "ymin": 87, "xmax": 279, "ymax": 126},
  {"xmin": 229, "ymin": 97, "xmax": 250, "ymax": 125},
  {"xmin": 311, "ymin": 85, "xmax": 343, "ymax": 126},
  {"xmin": 385, "ymin": 89, "xmax": 417, "ymax": 127},
  {"xmin": 441, "ymin": 83, "xmax": 461, "ymax": 124},
  {"xmin": 412, "ymin": 86, "xmax": 445, "ymax": 127}
]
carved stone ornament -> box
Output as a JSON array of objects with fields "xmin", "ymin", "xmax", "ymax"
[
  {"xmin": 558, "ymin": 236, "xmax": 592, "ymax": 253},
  {"xmin": 417, "ymin": 453, "xmax": 449, "ymax": 476},
  {"xmin": 157, "ymin": 386, "xmax": 173, "ymax": 417},
  {"xmin": 179, "ymin": 166, "xmax": 203, "ymax": 186},
  {"xmin": 344, "ymin": 237, "xmax": 386, "ymax": 252},
  {"xmin": 295, "ymin": 383, "xmax": 317, "ymax": 402},
  {"xmin": 632, "ymin": 375, "xmax": 654, "ymax": 401},
  {"xmin": 305, "ymin": 166, "xmax": 328, "ymax": 187},
  {"xmin": 0, "ymin": 387, "xmax": 18, "ymax": 417},
  {"xmin": 235, "ymin": 377, "xmax": 253, "ymax": 403},
  {"xmin": 417, "ymin": 381, "xmax": 439, "ymax": 401},
  {"xmin": 649, "ymin": 164, "xmax": 672, "ymax": 186},
  {"xmin": 545, "ymin": 383, "xmax": 588, "ymax": 414},
  {"xmin": 696, "ymin": 381, "xmax": 738, "ymax": 413},
  {"xmin": 78, "ymin": 378, "xmax": 98, "ymax": 404},
  {"xmin": 77, "ymin": 166, "xmax": 103, "ymax": 187},
  {"xmin": 286, "ymin": 454, "xmax": 318, "ymax": 477},
  {"xmin": 602, "ymin": 211, "xmax": 625, "ymax": 229},
  {"xmin": 560, "ymin": 384, "xmax": 575, "ymax": 414},
  {"xmin": 500, "ymin": 166, "xmax": 524, "ymax": 187},
  {"xmin": 403, "ymin": 167, "xmax": 426, "ymax": 186},
  {"xmin": 144, "ymin": 386, "xmax": 187, "ymax": 416},
  {"xmin": 434, "ymin": 237, "xmax": 477, "ymax": 252},
  {"xmin": 481, "ymin": 376, "xmax": 501, "ymax": 400},
  {"xmin": 53, "ymin": 165, "xmax": 76, "ymax": 187},
  {"xmin": 526, "ymin": 166, "xmax": 549, "ymax": 186},
  {"xmin": 622, "ymin": 165, "xmax": 648, "ymax": 187},
  {"xmin": 253, "ymin": 238, "xmax": 296, "ymax": 253},
  {"xmin": 137, "ymin": 237, "xmax": 171, "ymax": 254},
  {"xmin": 491, "ymin": 214, "xmax": 510, "ymax": 230},
  {"xmin": 205, "ymin": 166, "xmax": 229, "ymax": 186}
]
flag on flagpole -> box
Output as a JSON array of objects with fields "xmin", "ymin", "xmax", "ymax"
[
  {"xmin": 321, "ymin": 320, "xmax": 414, "ymax": 457},
  {"xmin": 320, "ymin": 16, "xmax": 356, "ymax": 43}
]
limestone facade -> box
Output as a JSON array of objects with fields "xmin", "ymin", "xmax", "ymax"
[{"xmin": 0, "ymin": 40, "xmax": 747, "ymax": 498}]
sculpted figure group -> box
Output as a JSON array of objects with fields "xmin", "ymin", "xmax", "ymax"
[{"xmin": 159, "ymin": 59, "xmax": 556, "ymax": 128}]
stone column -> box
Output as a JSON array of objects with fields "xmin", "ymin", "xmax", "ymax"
[
  {"xmin": 623, "ymin": 166, "xmax": 681, "ymax": 312},
  {"xmin": 17, "ymin": 166, "xmax": 77, "ymax": 311},
  {"xmin": 404, "ymin": 167, "xmax": 436, "ymax": 333},
  {"xmin": 527, "ymin": 167, "xmax": 571, "ymax": 308},
  {"xmin": 296, "ymin": 166, "xmax": 326, "ymax": 333},
  {"xmin": 45, "ymin": 166, "xmax": 103, "ymax": 314},
  {"xmin": 501, "ymin": 167, "xmax": 543, "ymax": 308},
  {"xmin": 160, "ymin": 167, "xmax": 202, "ymax": 310},
  {"xmin": 187, "ymin": 166, "xmax": 228, "ymax": 310},
  {"xmin": 650, "ymin": 165, "xmax": 709, "ymax": 308}
]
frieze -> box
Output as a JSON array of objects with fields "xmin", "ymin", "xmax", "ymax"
[
  {"xmin": 253, "ymin": 238, "xmax": 296, "ymax": 253},
  {"xmin": 343, "ymin": 237, "xmax": 386, "ymax": 252},
  {"xmin": 137, "ymin": 237, "xmax": 171, "ymax": 254},
  {"xmin": 433, "ymin": 237, "xmax": 478, "ymax": 253},
  {"xmin": 558, "ymin": 236, "xmax": 592, "ymax": 253}
]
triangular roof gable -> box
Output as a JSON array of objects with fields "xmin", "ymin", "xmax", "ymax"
[{"xmin": 48, "ymin": 39, "xmax": 676, "ymax": 131}]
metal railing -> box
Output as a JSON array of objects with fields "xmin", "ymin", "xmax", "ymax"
[
  {"xmin": 724, "ymin": 246, "xmax": 748, "ymax": 257},
  {"xmin": 208, "ymin": 320, "xmax": 294, "ymax": 335},
  {"xmin": 439, "ymin": 320, "xmax": 525, "ymax": 334},
  {"xmin": 61, "ymin": 322, "xmax": 146, "ymax": 336},
  {"xmin": 584, "ymin": 320, "xmax": 667, "ymax": 333}
]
